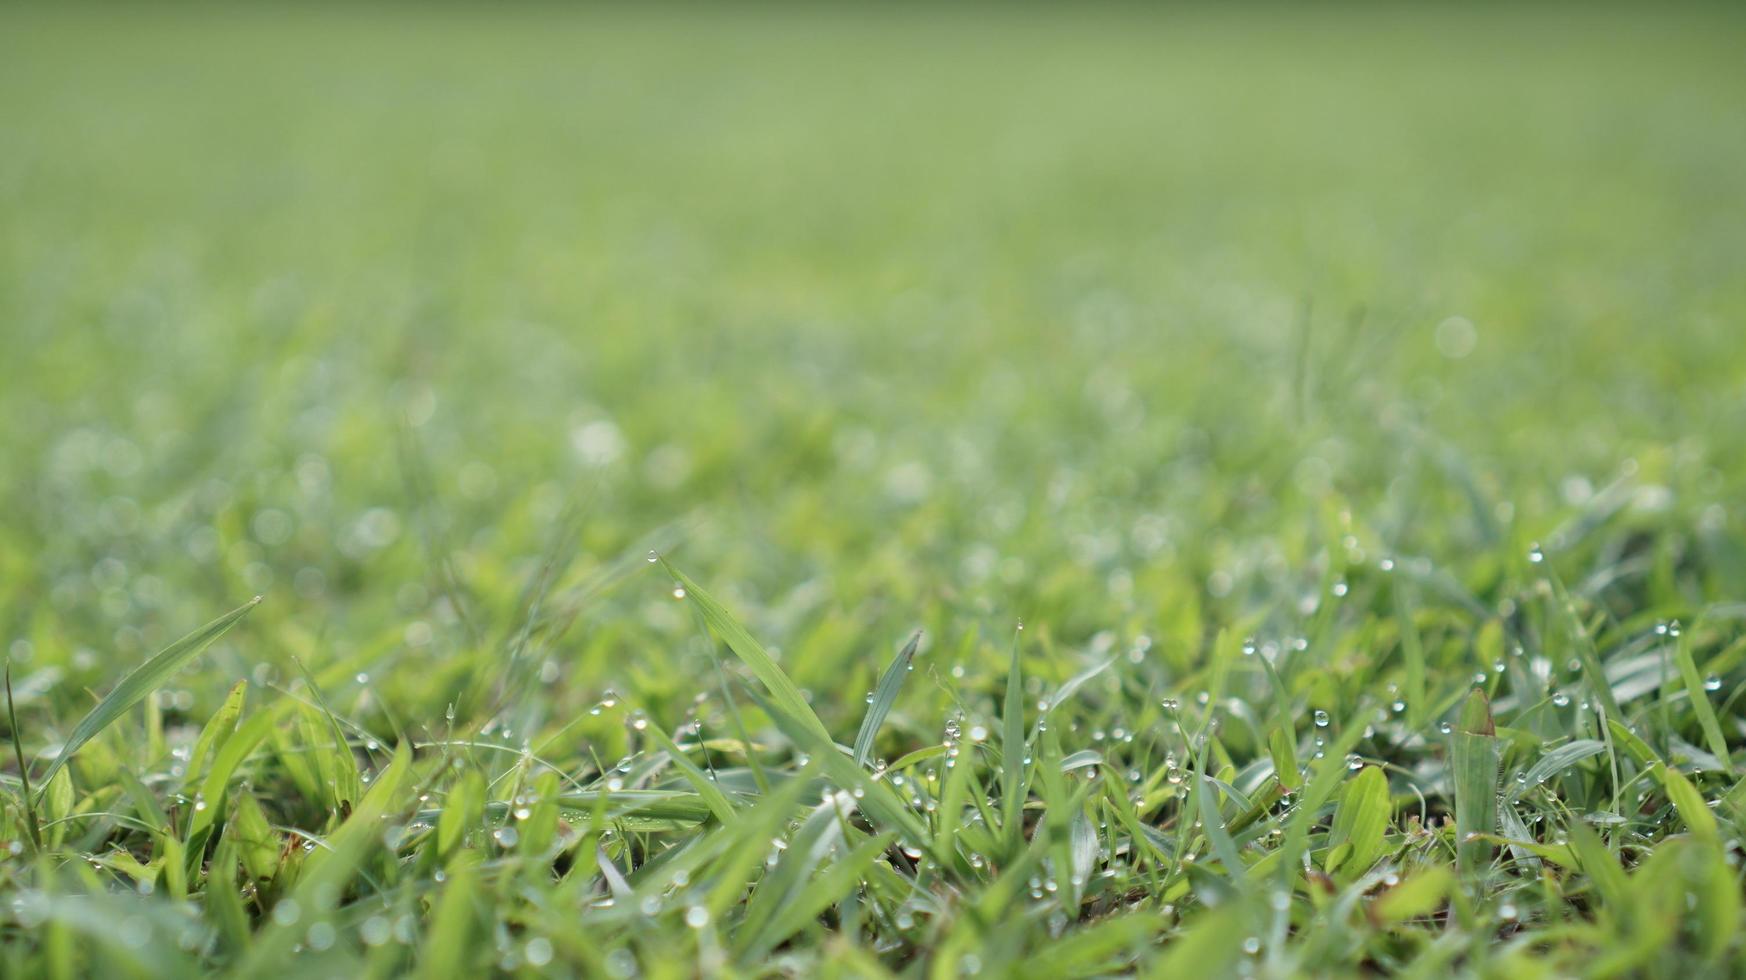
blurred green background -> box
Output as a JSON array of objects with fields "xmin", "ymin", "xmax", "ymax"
[{"xmin": 3, "ymin": 4, "xmax": 1744, "ymax": 734}]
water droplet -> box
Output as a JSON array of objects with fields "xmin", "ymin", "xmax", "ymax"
[
  {"xmin": 1528, "ymin": 544, "xmax": 1545, "ymax": 564},
  {"xmin": 1438, "ymin": 721, "xmax": 1452, "ymax": 734},
  {"xmin": 671, "ymin": 586, "xmax": 687, "ymax": 600},
  {"xmin": 685, "ymin": 905, "xmax": 711, "ymax": 929},
  {"xmin": 525, "ymin": 937, "xmax": 554, "ymax": 967},
  {"xmin": 1313, "ymin": 710, "xmax": 1330, "ymax": 728},
  {"xmin": 1704, "ymin": 675, "xmax": 1722, "ymax": 692},
  {"xmin": 360, "ymin": 916, "xmax": 391, "ymax": 946},
  {"xmin": 1551, "ymin": 692, "xmax": 1570, "ymax": 707},
  {"xmin": 1160, "ymin": 697, "xmax": 1179, "ymax": 712},
  {"xmin": 646, "ymin": 550, "xmax": 660, "ymax": 563}
]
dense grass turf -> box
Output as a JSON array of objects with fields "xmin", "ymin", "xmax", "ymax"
[{"xmin": 4, "ymin": 3, "xmax": 1746, "ymax": 976}]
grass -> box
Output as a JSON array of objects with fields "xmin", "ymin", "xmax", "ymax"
[{"xmin": 3, "ymin": 2, "xmax": 1746, "ymax": 976}]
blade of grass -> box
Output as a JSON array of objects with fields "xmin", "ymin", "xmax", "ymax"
[
  {"xmin": 664, "ymin": 564, "xmax": 830, "ymax": 743},
  {"xmin": 1451, "ymin": 691, "xmax": 1499, "ymax": 877},
  {"xmin": 1326, "ymin": 765, "xmax": 1390, "ymax": 877},
  {"xmin": 1002, "ymin": 623, "xmax": 1026, "ymax": 852},
  {"xmin": 1672, "ymin": 627, "xmax": 1730, "ymax": 772},
  {"xmin": 750, "ymin": 830, "xmax": 895, "ymax": 959},
  {"xmin": 1508, "ymin": 739, "xmax": 1606, "ymax": 802},
  {"xmin": 1660, "ymin": 765, "xmax": 1719, "ymax": 845},
  {"xmin": 36, "ymin": 597, "xmax": 262, "ymax": 794},
  {"xmin": 641, "ymin": 713, "xmax": 737, "ymax": 824},
  {"xmin": 5, "ymin": 664, "xmax": 44, "ymax": 850},
  {"xmin": 852, "ymin": 630, "xmax": 920, "ymax": 769},
  {"xmin": 181, "ymin": 680, "xmax": 247, "ymax": 791}
]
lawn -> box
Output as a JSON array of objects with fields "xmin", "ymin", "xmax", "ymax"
[{"xmin": 3, "ymin": 3, "xmax": 1746, "ymax": 976}]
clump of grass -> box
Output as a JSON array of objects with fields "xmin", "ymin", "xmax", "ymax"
[
  {"xmin": 4, "ymin": 2, "xmax": 1746, "ymax": 975},
  {"xmin": 5, "ymin": 550, "xmax": 1744, "ymax": 975}
]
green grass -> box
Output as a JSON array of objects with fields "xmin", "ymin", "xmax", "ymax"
[{"xmin": 4, "ymin": 3, "xmax": 1746, "ymax": 976}]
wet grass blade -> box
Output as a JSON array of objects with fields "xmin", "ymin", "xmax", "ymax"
[
  {"xmin": 1274, "ymin": 705, "xmax": 1373, "ymax": 883},
  {"xmin": 36, "ymin": 597, "xmax": 261, "ymax": 795},
  {"xmin": 751, "ymin": 831, "xmax": 895, "ymax": 958},
  {"xmin": 1002, "ymin": 623, "xmax": 1027, "ymax": 850},
  {"xmin": 852, "ymin": 630, "xmax": 919, "ymax": 769},
  {"xmin": 5, "ymin": 664, "xmax": 43, "ymax": 850},
  {"xmin": 1672, "ymin": 629, "xmax": 1730, "ymax": 772},
  {"xmin": 1451, "ymin": 691, "xmax": 1499, "ymax": 876},
  {"xmin": 665, "ymin": 564, "xmax": 830, "ymax": 743},
  {"xmin": 641, "ymin": 713, "xmax": 737, "ymax": 824},
  {"xmin": 746, "ymin": 679, "xmax": 934, "ymax": 852},
  {"xmin": 181, "ymin": 680, "xmax": 246, "ymax": 791},
  {"xmin": 1509, "ymin": 739, "xmax": 1606, "ymax": 802},
  {"xmin": 1326, "ymin": 764, "xmax": 1390, "ymax": 877},
  {"xmin": 1660, "ymin": 765, "xmax": 1719, "ymax": 845}
]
